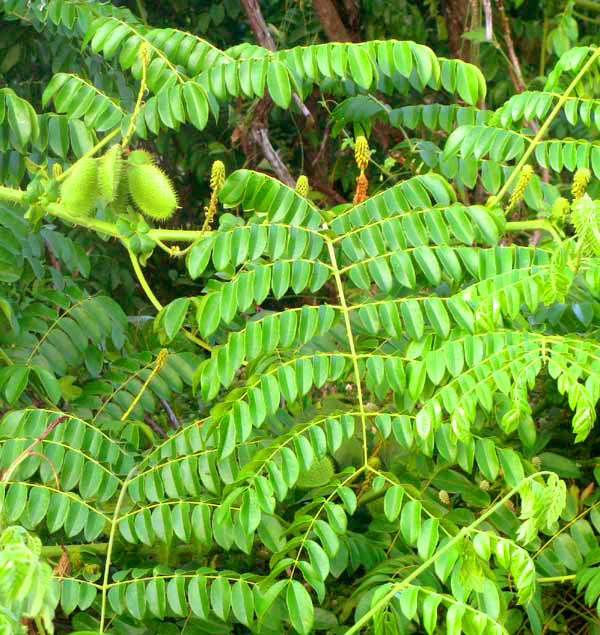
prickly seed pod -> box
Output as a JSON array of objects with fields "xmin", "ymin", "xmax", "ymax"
[
  {"xmin": 210, "ymin": 160, "xmax": 225, "ymax": 191},
  {"xmin": 354, "ymin": 135, "xmax": 370, "ymax": 172},
  {"xmin": 98, "ymin": 144, "xmax": 122, "ymax": 202},
  {"xmin": 128, "ymin": 163, "xmax": 178, "ymax": 221},
  {"xmin": 59, "ymin": 157, "xmax": 98, "ymax": 217},
  {"xmin": 112, "ymin": 170, "xmax": 130, "ymax": 215},
  {"xmin": 296, "ymin": 456, "xmax": 334, "ymax": 489},
  {"xmin": 127, "ymin": 149, "xmax": 155, "ymax": 166},
  {"xmin": 295, "ymin": 175, "xmax": 309, "ymax": 198},
  {"xmin": 572, "ymin": 167, "xmax": 591, "ymax": 200},
  {"xmin": 509, "ymin": 164, "xmax": 534, "ymax": 209}
]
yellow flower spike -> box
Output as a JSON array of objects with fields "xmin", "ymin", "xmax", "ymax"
[
  {"xmin": 295, "ymin": 175, "xmax": 309, "ymax": 198},
  {"xmin": 210, "ymin": 160, "xmax": 226, "ymax": 191},
  {"xmin": 508, "ymin": 164, "xmax": 534, "ymax": 210},
  {"xmin": 572, "ymin": 167, "xmax": 591, "ymax": 200},
  {"xmin": 202, "ymin": 161, "xmax": 226, "ymax": 232},
  {"xmin": 551, "ymin": 196, "xmax": 570, "ymax": 225},
  {"xmin": 354, "ymin": 135, "xmax": 370, "ymax": 172},
  {"xmin": 52, "ymin": 163, "xmax": 62, "ymax": 179}
]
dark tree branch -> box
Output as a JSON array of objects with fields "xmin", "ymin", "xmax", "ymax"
[
  {"xmin": 496, "ymin": 0, "xmax": 526, "ymax": 92},
  {"xmin": 145, "ymin": 414, "xmax": 167, "ymax": 439},
  {"xmin": 160, "ymin": 396, "xmax": 180, "ymax": 430},
  {"xmin": 312, "ymin": 0, "xmax": 354, "ymax": 42},
  {"xmin": 483, "ymin": 0, "xmax": 493, "ymax": 40},
  {"xmin": 240, "ymin": 0, "xmax": 276, "ymax": 51},
  {"xmin": 241, "ymin": 0, "xmax": 313, "ymax": 122},
  {"xmin": 252, "ymin": 98, "xmax": 296, "ymax": 187}
]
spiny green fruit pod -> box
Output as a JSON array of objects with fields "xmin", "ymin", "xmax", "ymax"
[
  {"xmin": 128, "ymin": 163, "xmax": 178, "ymax": 221},
  {"xmin": 98, "ymin": 144, "xmax": 122, "ymax": 202},
  {"xmin": 296, "ymin": 456, "xmax": 334, "ymax": 489},
  {"xmin": 127, "ymin": 149, "xmax": 155, "ymax": 166},
  {"xmin": 59, "ymin": 157, "xmax": 98, "ymax": 217},
  {"xmin": 112, "ymin": 170, "xmax": 130, "ymax": 215}
]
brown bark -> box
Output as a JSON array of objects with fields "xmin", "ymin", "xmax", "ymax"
[
  {"xmin": 251, "ymin": 98, "xmax": 295, "ymax": 187},
  {"xmin": 312, "ymin": 0, "xmax": 354, "ymax": 42},
  {"xmin": 496, "ymin": 0, "xmax": 526, "ymax": 92},
  {"xmin": 240, "ymin": 0, "xmax": 276, "ymax": 51},
  {"xmin": 441, "ymin": 0, "xmax": 471, "ymax": 61}
]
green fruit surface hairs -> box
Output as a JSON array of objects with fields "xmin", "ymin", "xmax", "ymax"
[
  {"xmin": 127, "ymin": 149, "xmax": 155, "ymax": 166},
  {"xmin": 127, "ymin": 163, "xmax": 178, "ymax": 221},
  {"xmin": 98, "ymin": 144, "xmax": 122, "ymax": 202},
  {"xmin": 59, "ymin": 157, "xmax": 98, "ymax": 217}
]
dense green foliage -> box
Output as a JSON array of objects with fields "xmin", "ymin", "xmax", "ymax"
[{"xmin": 3, "ymin": 1, "xmax": 600, "ymax": 634}]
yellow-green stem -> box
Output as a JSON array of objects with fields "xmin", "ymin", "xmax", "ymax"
[
  {"xmin": 325, "ymin": 232, "xmax": 369, "ymax": 466},
  {"xmin": 493, "ymin": 46, "xmax": 600, "ymax": 205},
  {"xmin": 505, "ymin": 219, "xmax": 562, "ymax": 244},
  {"xmin": 127, "ymin": 245, "xmax": 163, "ymax": 312},
  {"xmin": 537, "ymin": 574, "xmax": 576, "ymax": 583},
  {"xmin": 122, "ymin": 42, "xmax": 148, "ymax": 148},
  {"xmin": 56, "ymin": 127, "xmax": 121, "ymax": 183},
  {"xmin": 121, "ymin": 349, "xmax": 168, "ymax": 421},
  {"xmin": 342, "ymin": 471, "xmax": 555, "ymax": 635},
  {"xmin": 0, "ymin": 186, "xmax": 209, "ymax": 243},
  {"xmin": 127, "ymin": 246, "xmax": 212, "ymax": 351},
  {"xmin": 99, "ymin": 466, "xmax": 138, "ymax": 633}
]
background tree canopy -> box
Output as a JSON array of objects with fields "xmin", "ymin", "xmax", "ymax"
[{"xmin": 3, "ymin": 1, "xmax": 600, "ymax": 634}]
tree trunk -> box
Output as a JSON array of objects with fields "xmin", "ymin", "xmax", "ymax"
[
  {"xmin": 312, "ymin": 0, "xmax": 354, "ymax": 42},
  {"xmin": 441, "ymin": 0, "xmax": 472, "ymax": 61}
]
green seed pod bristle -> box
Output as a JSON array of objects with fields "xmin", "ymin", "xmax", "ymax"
[
  {"xmin": 99, "ymin": 144, "xmax": 122, "ymax": 202},
  {"xmin": 296, "ymin": 456, "xmax": 334, "ymax": 489},
  {"xmin": 128, "ymin": 163, "xmax": 178, "ymax": 221},
  {"xmin": 112, "ymin": 169, "xmax": 130, "ymax": 215},
  {"xmin": 59, "ymin": 157, "xmax": 98, "ymax": 217},
  {"xmin": 127, "ymin": 149, "xmax": 155, "ymax": 166}
]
